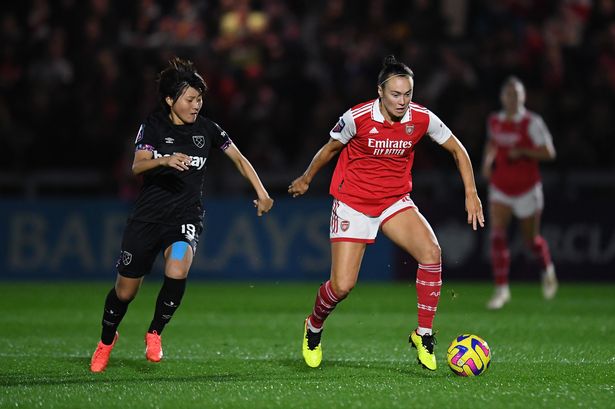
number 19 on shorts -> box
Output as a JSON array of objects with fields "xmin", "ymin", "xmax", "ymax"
[{"xmin": 181, "ymin": 224, "xmax": 196, "ymax": 241}]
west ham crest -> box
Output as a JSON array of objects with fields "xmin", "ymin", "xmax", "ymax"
[
  {"xmin": 192, "ymin": 135, "xmax": 205, "ymax": 148},
  {"xmin": 121, "ymin": 251, "xmax": 132, "ymax": 266}
]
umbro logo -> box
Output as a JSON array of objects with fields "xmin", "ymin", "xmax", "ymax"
[{"xmin": 369, "ymin": 127, "xmax": 379, "ymax": 134}]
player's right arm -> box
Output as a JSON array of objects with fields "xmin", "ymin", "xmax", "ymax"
[
  {"xmin": 288, "ymin": 138, "xmax": 345, "ymax": 198},
  {"xmin": 481, "ymin": 141, "xmax": 497, "ymax": 180},
  {"xmin": 131, "ymin": 149, "xmax": 191, "ymax": 175}
]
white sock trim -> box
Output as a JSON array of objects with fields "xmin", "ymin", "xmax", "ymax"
[
  {"xmin": 306, "ymin": 317, "xmax": 322, "ymax": 333},
  {"xmin": 416, "ymin": 327, "xmax": 432, "ymax": 336}
]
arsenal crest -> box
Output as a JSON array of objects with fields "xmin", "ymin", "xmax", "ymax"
[
  {"xmin": 192, "ymin": 135, "xmax": 205, "ymax": 148},
  {"xmin": 341, "ymin": 220, "xmax": 350, "ymax": 232},
  {"xmin": 121, "ymin": 251, "xmax": 132, "ymax": 266},
  {"xmin": 405, "ymin": 125, "xmax": 414, "ymax": 135}
]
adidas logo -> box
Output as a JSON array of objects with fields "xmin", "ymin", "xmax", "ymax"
[{"xmin": 369, "ymin": 127, "xmax": 379, "ymax": 134}]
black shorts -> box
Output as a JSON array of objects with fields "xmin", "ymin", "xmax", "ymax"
[{"xmin": 116, "ymin": 219, "xmax": 203, "ymax": 278}]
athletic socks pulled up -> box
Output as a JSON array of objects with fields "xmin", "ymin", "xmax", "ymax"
[
  {"xmin": 101, "ymin": 288, "xmax": 129, "ymax": 345},
  {"xmin": 416, "ymin": 263, "xmax": 442, "ymax": 331},
  {"xmin": 308, "ymin": 280, "xmax": 343, "ymax": 331},
  {"xmin": 148, "ymin": 276, "xmax": 187, "ymax": 335}
]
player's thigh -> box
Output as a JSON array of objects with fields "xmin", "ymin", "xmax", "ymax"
[
  {"xmin": 116, "ymin": 220, "xmax": 160, "ymax": 279},
  {"xmin": 489, "ymin": 201, "xmax": 513, "ymax": 230},
  {"xmin": 518, "ymin": 211, "xmax": 542, "ymax": 245},
  {"xmin": 163, "ymin": 242, "xmax": 195, "ymax": 279},
  {"xmin": 161, "ymin": 221, "xmax": 201, "ymax": 279},
  {"xmin": 381, "ymin": 208, "xmax": 440, "ymax": 264},
  {"xmin": 330, "ymin": 241, "xmax": 366, "ymax": 296}
]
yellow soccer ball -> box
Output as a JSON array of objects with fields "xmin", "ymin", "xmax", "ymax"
[{"xmin": 447, "ymin": 334, "xmax": 491, "ymax": 376}]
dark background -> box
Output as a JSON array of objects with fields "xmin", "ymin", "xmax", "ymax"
[
  {"xmin": 2, "ymin": 0, "xmax": 614, "ymax": 197},
  {"xmin": 1, "ymin": 0, "xmax": 614, "ymax": 281}
]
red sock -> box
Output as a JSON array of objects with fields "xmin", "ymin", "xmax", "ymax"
[
  {"xmin": 491, "ymin": 228, "xmax": 510, "ymax": 286},
  {"xmin": 532, "ymin": 235, "xmax": 552, "ymax": 270},
  {"xmin": 416, "ymin": 263, "xmax": 442, "ymax": 330},
  {"xmin": 308, "ymin": 280, "xmax": 342, "ymax": 330}
]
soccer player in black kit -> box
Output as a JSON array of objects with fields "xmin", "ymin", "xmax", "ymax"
[{"xmin": 90, "ymin": 57, "xmax": 274, "ymax": 372}]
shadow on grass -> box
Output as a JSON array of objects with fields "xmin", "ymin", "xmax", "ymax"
[
  {"xmin": 0, "ymin": 357, "xmax": 250, "ymax": 387},
  {"xmin": 273, "ymin": 357, "xmax": 443, "ymax": 378},
  {"xmin": 0, "ymin": 355, "xmax": 446, "ymax": 388}
]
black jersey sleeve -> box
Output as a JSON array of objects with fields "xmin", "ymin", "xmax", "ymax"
[
  {"xmin": 209, "ymin": 121, "xmax": 233, "ymax": 151},
  {"xmin": 134, "ymin": 115, "xmax": 160, "ymax": 151}
]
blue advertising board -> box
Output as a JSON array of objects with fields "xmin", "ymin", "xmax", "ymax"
[
  {"xmin": 1, "ymin": 196, "xmax": 613, "ymax": 281},
  {"xmin": 0, "ymin": 198, "xmax": 394, "ymax": 281}
]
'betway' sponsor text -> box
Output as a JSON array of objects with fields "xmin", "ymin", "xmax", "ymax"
[{"xmin": 154, "ymin": 150, "xmax": 207, "ymax": 170}]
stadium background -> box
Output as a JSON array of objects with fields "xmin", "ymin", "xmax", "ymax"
[{"xmin": 1, "ymin": 0, "xmax": 614, "ymax": 282}]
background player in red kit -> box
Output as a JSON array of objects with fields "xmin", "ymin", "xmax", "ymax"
[
  {"xmin": 288, "ymin": 55, "xmax": 484, "ymax": 371},
  {"xmin": 90, "ymin": 57, "xmax": 274, "ymax": 372},
  {"xmin": 482, "ymin": 76, "xmax": 557, "ymax": 310}
]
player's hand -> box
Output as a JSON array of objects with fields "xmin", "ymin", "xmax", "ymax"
[
  {"xmin": 465, "ymin": 192, "xmax": 485, "ymax": 231},
  {"xmin": 288, "ymin": 176, "xmax": 310, "ymax": 198},
  {"xmin": 163, "ymin": 153, "xmax": 191, "ymax": 171},
  {"xmin": 254, "ymin": 196, "xmax": 274, "ymax": 216},
  {"xmin": 507, "ymin": 148, "xmax": 523, "ymax": 160}
]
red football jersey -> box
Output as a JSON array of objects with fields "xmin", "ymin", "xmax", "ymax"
[
  {"xmin": 487, "ymin": 108, "xmax": 553, "ymax": 195},
  {"xmin": 329, "ymin": 99, "xmax": 451, "ymax": 216}
]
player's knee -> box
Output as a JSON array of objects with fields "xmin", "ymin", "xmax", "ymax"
[
  {"xmin": 115, "ymin": 287, "xmax": 137, "ymax": 303},
  {"xmin": 490, "ymin": 228, "xmax": 507, "ymax": 248},
  {"xmin": 529, "ymin": 235, "xmax": 546, "ymax": 251},
  {"xmin": 165, "ymin": 265, "xmax": 189, "ymax": 279},
  {"xmin": 532, "ymin": 235, "xmax": 545, "ymax": 246},
  {"xmin": 331, "ymin": 280, "xmax": 354, "ymax": 299},
  {"xmin": 419, "ymin": 243, "xmax": 441, "ymax": 265}
]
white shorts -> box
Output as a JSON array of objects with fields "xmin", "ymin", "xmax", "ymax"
[
  {"xmin": 330, "ymin": 194, "xmax": 416, "ymax": 243},
  {"xmin": 488, "ymin": 183, "xmax": 544, "ymax": 218}
]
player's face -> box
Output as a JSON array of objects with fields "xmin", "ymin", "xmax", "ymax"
[
  {"xmin": 168, "ymin": 86, "xmax": 203, "ymax": 125},
  {"xmin": 378, "ymin": 76, "xmax": 413, "ymax": 122},
  {"xmin": 500, "ymin": 82, "xmax": 525, "ymax": 113}
]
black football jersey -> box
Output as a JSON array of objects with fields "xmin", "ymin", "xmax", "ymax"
[{"xmin": 129, "ymin": 111, "xmax": 232, "ymax": 224}]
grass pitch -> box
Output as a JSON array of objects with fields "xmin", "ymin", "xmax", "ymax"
[{"xmin": 0, "ymin": 281, "xmax": 613, "ymax": 409}]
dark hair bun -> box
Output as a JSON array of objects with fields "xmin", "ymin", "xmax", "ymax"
[{"xmin": 383, "ymin": 55, "xmax": 398, "ymax": 66}]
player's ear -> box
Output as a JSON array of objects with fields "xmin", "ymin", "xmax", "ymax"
[
  {"xmin": 377, "ymin": 86, "xmax": 383, "ymax": 98},
  {"xmin": 165, "ymin": 96, "xmax": 174, "ymax": 107}
]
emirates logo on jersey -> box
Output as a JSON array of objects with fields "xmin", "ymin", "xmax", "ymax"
[
  {"xmin": 368, "ymin": 138, "xmax": 412, "ymax": 156},
  {"xmin": 192, "ymin": 135, "xmax": 205, "ymax": 148}
]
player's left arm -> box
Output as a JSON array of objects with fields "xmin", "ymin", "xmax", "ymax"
[
  {"xmin": 223, "ymin": 143, "xmax": 274, "ymax": 216},
  {"xmin": 441, "ymin": 135, "xmax": 485, "ymax": 231},
  {"xmin": 509, "ymin": 115, "xmax": 557, "ymax": 161}
]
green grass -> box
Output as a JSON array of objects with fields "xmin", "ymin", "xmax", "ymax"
[{"xmin": 0, "ymin": 281, "xmax": 614, "ymax": 409}]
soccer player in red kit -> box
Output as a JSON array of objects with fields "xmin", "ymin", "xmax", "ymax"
[
  {"xmin": 482, "ymin": 76, "xmax": 557, "ymax": 310},
  {"xmin": 288, "ymin": 55, "xmax": 484, "ymax": 371}
]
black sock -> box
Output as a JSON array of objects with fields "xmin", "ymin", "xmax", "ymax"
[
  {"xmin": 148, "ymin": 276, "xmax": 186, "ymax": 335},
  {"xmin": 100, "ymin": 288, "xmax": 129, "ymax": 345}
]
